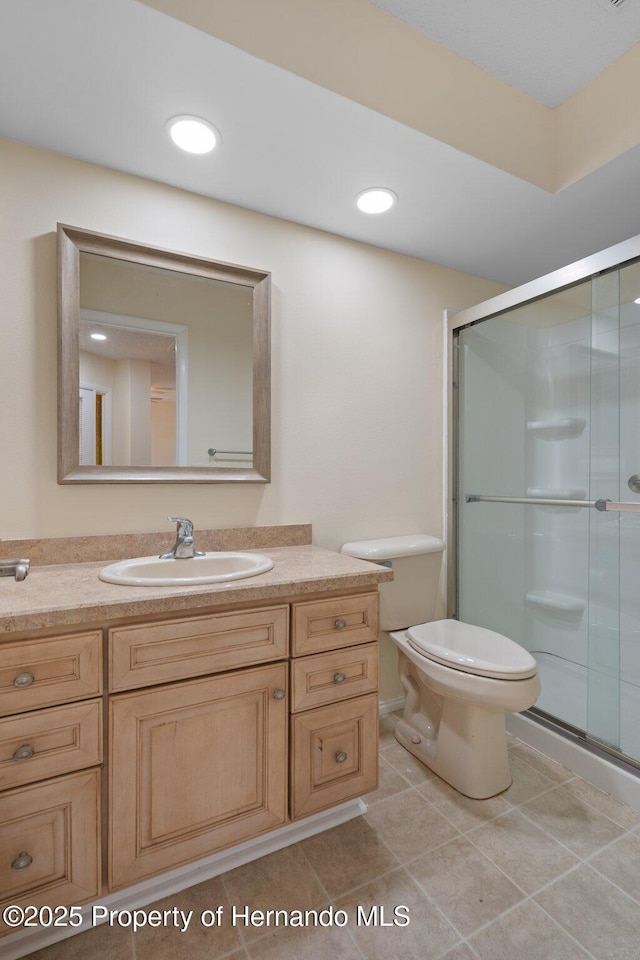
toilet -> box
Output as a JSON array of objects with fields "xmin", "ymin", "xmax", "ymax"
[{"xmin": 341, "ymin": 535, "xmax": 540, "ymax": 799}]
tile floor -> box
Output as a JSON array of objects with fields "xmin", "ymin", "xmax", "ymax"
[{"xmin": 22, "ymin": 712, "xmax": 640, "ymax": 960}]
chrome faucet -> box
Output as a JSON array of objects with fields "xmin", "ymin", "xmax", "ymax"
[
  {"xmin": 0, "ymin": 558, "xmax": 30, "ymax": 581},
  {"xmin": 159, "ymin": 517, "xmax": 205, "ymax": 560}
]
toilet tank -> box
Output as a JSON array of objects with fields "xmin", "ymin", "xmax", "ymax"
[{"xmin": 341, "ymin": 534, "xmax": 445, "ymax": 631}]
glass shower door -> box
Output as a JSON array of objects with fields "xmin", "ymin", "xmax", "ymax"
[
  {"xmin": 456, "ymin": 269, "xmax": 640, "ymax": 766},
  {"xmin": 457, "ymin": 281, "xmax": 594, "ymax": 735},
  {"xmin": 607, "ymin": 260, "xmax": 640, "ymax": 765},
  {"xmin": 587, "ymin": 270, "xmax": 620, "ymax": 753}
]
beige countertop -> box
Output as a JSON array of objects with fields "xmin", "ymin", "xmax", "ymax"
[{"xmin": 0, "ymin": 545, "xmax": 393, "ymax": 634}]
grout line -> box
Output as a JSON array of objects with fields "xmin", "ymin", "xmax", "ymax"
[
  {"xmin": 461, "ymin": 829, "xmax": 566, "ymax": 901},
  {"xmin": 293, "ymin": 844, "xmax": 382, "ymax": 960},
  {"xmin": 511, "ymin": 787, "xmax": 634, "ymax": 864},
  {"xmin": 583, "ymin": 823, "xmax": 640, "ymax": 861},
  {"xmin": 531, "ymin": 890, "xmax": 600, "ymax": 960},
  {"xmin": 485, "ymin": 793, "xmax": 591, "ymax": 863},
  {"xmin": 559, "ymin": 783, "xmax": 640, "ymax": 831},
  {"xmin": 582, "ymin": 859, "xmax": 640, "ymax": 907},
  {"xmin": 402, "ymin": 863, "xmax": 473, "ymax": 946},
  {"xmin": 220, "ymin": 873, "xmax": 250, "ymax": 951},
  {"xmin": 220, "ymin": 947, "xmax": 250, "ymax": 960},
  {"xmin": 431, "ymin": 939, "xmax": 481, "ymax": 960},
  {"xmin": 469, "ymin": 891, "xmax": 600, "ymax": 960}
]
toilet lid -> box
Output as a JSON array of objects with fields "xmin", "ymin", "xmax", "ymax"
[{"xmin": 407, "ymin": 619, "xmax": 537, "ymax": 680}]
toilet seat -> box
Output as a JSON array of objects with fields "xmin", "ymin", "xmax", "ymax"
[{"xmin": 407, "ymin": 619, "xmax": 537, "ymax": 681}]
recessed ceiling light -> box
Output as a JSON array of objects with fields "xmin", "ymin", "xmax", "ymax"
[
  {"xmin": 90, "ymin": 333, "xmax": 107, "ymax": 341},
  {"xmin": 356, "ymin": 188, "xmax": 397, "ymax": 214},
  {"xmin": 166, "ymin": 115, "xmax": 220, "ymax": 154},
  {"xmin": 634, "ymin": 297, "xmax": 640, "ymax": 305}
]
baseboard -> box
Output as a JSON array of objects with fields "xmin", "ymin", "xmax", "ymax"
[
  {"xmin": 2, "ymin": 798, "xmax": 367, "ymax": 960},
  {"xmin": 378, "ymin": 696, "xmax": 404, "ymax": 716}
]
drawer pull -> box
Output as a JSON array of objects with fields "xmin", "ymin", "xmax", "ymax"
[
  {"xmin": 335, "ymin": 751, "xmax": 348, "ymax": 763},
  {"xmin": 272, "ymin": 688, "xmax": 286, "ymax": 700},
  {"xmin": 11, "ymin": 851, "xmax": 33, "ymax": 871},
  {"xmin": 335, "ymin": 619, "xmax": 348, "ymax": 630},
  {"xmin": 12, "ymin": 744, "xmax": 35, "ymax": 761},
  {"xmin": 333, "ymin": 672, "xmax": 347, "ymax": 684},
  {"xmin": 13, "ymin": 672, "xmax": 35, "ymax": 688}
]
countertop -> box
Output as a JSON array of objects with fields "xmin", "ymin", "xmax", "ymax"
[{"xmin": 0, "ymin": 545, "xmax": 393, "ymax": 634}]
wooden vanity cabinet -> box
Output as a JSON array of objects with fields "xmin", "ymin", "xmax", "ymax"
[
  {"xmin": 0, "ymin": 633, "xmax": 103, "ymax": 930},
  {"xmin": 289, "ymin": 592, "xmax": 379, "ymax": 819},
  {"xmin": 108, "ymin": 605, "xmax": 290, "ymax": 889},
  {"xmin": 1, "ymin": 586, "xmax": 382, "ymax": 928}
]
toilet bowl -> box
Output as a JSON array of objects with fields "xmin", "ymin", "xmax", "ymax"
[
  {"xmin": 340, "ymin": 535, "xmax": 540, "ymax": 800},
  {"xmin": 390, "ymin": 620, "xmax": 540, "ymax": 799}
]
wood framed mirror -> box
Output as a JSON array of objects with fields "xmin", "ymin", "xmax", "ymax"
[{"xmin": 58, "ymin": 225, "xmax": 270, "ymax": 483}]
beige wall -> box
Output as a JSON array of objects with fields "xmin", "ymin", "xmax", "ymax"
[{"xmin": 0, "ymin": 137, "xmax": 503, "ymax": 699}]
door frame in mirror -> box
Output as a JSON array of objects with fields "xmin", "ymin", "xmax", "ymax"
[{"xmin": 58, "ymin": 224, "xmax": 271, "ymax": 483}]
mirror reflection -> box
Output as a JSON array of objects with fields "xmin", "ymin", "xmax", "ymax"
[
  {"xmin": 79, "ymin": 253, "xmax": 254, "ymax": 469},
  {"xmin": 57, "ymin": 224, "xmax": 271, "ymax": 483}
]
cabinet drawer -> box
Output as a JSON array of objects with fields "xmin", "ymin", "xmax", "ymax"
[
  {"xmin": 291, "ymin": 643, "xmax": 378, "ymax": 713},
  {"xmin": 0, "ymin": 632, "xmax": 102, "ymax": 717},
  {"xmin": 0, "ymin": 769, "xmax": 100, "ymax": 930},
  {"xmin": 290, "ymin": 694, "xmax": 378, "ymax": 819},
  {"xmin": 0, "ymin": 700, "xmax": 102, "ymax": 792},
  {"xmin": 109, "ymin": 605, "xmax": 289, "ymax": 691},
  {"xmin": 291, "ymin": 593, "xmax": 379, "ymax": 656}
]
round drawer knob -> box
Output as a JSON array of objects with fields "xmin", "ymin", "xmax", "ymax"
[
  {"xmin": 335, "ymin": 619, "xmax": 348, "ymax": 630},
  {"xmin": 335, "ymin": 751, "xmax": 348, "ymax": 764},
  {"xmin": 11, "ymin": 852, "xmax": 33, "ymax": 871},
  {"xmin": 13, "ymin": 672, "xmax": 35, "ymax": 688},
  {"xmin": 333, "ymin": 672, "xmax": 346, "ymax": 684},
  {"xmin": 272, "ymin": 689, "xmax": 286, "ymax": 700},
  {"xmin": 12, "ymin": 744, "xmax": 35, "ymax": 761}
]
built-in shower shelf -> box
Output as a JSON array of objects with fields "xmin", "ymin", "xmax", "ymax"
[
  {"xmin": 526, "ymin": 418, "xmax": 587, "ymax": 440},
  {"xmin": 526, "ymin": 590, "xmax": 585, "ymax": 617},
  {"xmin": 526, "ymin": 487, "xmax": 587, "ymax": 501}
]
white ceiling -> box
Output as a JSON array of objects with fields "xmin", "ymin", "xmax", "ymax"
[
  {"xmin": 2, "ymin": 0, "xmax": 640, "ymax": 287},
  {"xmin": 369, "ymin": 0, "xmax": 640, "ymax": 107}
]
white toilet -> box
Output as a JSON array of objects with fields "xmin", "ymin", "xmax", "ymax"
[{"xmin": 341, "ymin": 534, "xmax": 540, "ymax": 799}]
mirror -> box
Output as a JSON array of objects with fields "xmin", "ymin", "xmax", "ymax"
[{"xmin": 58, "ymin": 225, "xmax": 270, "ymax": 482}]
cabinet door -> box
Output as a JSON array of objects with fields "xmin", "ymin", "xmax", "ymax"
[
  {"xmin": 109, "ymin": 663, "xmax": 287, "ymax": 889},
  {"xmin": 291, "ymin": 694, "xmax": 378, "ymax": 820},
  {"xmin": 0, "ymin": 769, "xmax": 100, "ymax": 931}
]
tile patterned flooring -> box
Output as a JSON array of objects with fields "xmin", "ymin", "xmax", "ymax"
[{"xmin": 24, "ymin": 713, "xmax": 640, "ymax": 960}]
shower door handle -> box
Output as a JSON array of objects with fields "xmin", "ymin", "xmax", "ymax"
[{"xmin": 465, "ymin": 494, "xmax": 640, "ymax": 513}]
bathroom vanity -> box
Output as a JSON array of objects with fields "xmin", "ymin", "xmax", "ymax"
[{"xmin": 0, "ymin": 527, "xmax": 391, "ymax": 951}]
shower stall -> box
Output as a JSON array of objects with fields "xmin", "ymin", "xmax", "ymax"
[{"xmin": 452, "ymin": 238, "xmax": 640, "ymax": 770}]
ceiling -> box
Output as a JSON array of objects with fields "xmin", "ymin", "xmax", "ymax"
[
  {"xmin": 2, "ymin": 0, "xmax": 640, "ymax": 288},
  {"xmin": 368, "ymin": 0, "xmax": 640, "ymax": 107}
]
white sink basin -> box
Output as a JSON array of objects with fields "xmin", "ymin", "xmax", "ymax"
[{"xmin": 99, "ymin": 552, "xmax": 274, "ymax": 587}]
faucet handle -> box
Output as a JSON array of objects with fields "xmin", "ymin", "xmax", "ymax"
[{"xmin": 167, "ymin": 517, "xmax": 194, "ymax": 537}]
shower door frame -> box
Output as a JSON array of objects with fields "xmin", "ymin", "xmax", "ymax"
[{"xmin": 446, "ymin": 231, "xmax": 640, "ymax": 769}]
